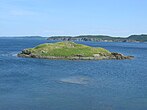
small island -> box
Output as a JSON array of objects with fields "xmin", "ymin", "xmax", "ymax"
[{"xmin": 18, "ymin": 42, "xmax": 134, "ymax": 60}]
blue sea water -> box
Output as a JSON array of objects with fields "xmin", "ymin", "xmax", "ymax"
[{"xmin": 0, "ymin": 38, "xmax": 147, "ymax": 110}]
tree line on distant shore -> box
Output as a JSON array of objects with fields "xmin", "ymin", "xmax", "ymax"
[{"xmin": 47, "ymin": 34, "xmax": 147, "ymax": 42}]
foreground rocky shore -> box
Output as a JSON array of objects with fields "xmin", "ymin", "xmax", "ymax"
[{"xmin": 18, "ymin": 42, "xmax": 134, "ymax": 60}]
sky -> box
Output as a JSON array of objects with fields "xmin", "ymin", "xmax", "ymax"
[{"xmin": 0, "ymin": 0, "xmax": 147, "ymax": 37}]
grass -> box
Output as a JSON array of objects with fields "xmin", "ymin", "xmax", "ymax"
[{"xmin": 25, "ymin": 41, "xmax": 111, "ymax": 57}]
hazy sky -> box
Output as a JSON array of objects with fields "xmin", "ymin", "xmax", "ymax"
[{"xmin": 0, "ymin": 0, "xmax": 147, "ymax": 37}]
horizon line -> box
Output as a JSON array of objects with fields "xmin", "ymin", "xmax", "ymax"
[{"xmin": 0, "ymin": 34, "xmax": 147, "ymax": 38}]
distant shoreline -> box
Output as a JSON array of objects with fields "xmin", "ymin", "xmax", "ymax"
[
  {"xmin": 47, "ymin": 34, "xmax": 147, "ymax": 42},
  {"xmin": 0, "ymin": 34, "xmax": 147, "ymax": 43}
]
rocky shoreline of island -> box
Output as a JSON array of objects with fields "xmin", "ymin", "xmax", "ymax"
[{"xmin": 18, "ymin": 52, "xmax": 134, "ymax": 60}]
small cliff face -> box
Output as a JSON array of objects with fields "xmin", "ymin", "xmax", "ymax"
[{"xmin": 18, "ymin": 42, "xmax": 134, "ymax": 60}]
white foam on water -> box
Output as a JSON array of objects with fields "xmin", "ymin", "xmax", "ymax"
[
  {"xmin": 12, "ymin": 53, "xmax": 17, "ymax": 57},
  {"xmin": 0, "ymin": 52, "xmax": 18, "ymax": 57}
]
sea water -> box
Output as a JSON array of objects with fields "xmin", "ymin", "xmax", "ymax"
[{"xmin": 0, "ymin": 38, "xmax": 147, "ymax": 110}]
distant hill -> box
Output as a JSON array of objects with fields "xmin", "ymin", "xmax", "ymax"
[
  {"xmin": 14, "ymin": 36, "xmax": 44, "ymax": 38},
  {"xmin": 0, "ymin": 36, "xmax": 45, "ymax": 38},
  {"xmin": 48, "ymin": 35, "xmax": 123, "ymax": 41},
  {"xmin": 47, "ymin": 34, "xmax": 147, "ymax": 42},
  {"xmin": 127, "ymin": 34, "xmax": 147, "ymax": 42}
]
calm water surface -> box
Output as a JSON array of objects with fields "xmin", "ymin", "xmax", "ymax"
[{"xmin": 0, "ymin": 38, "xmax": 147, "ymax": 110}]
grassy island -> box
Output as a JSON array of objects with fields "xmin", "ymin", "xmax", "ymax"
[{"xmin": 18, "ymin": 42, "xmax": 134, "ymax": 60}]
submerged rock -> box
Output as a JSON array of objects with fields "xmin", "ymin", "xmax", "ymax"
[{"xmin": 60, "ymin": 76, "xmax": 91, "ymax": 85}]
